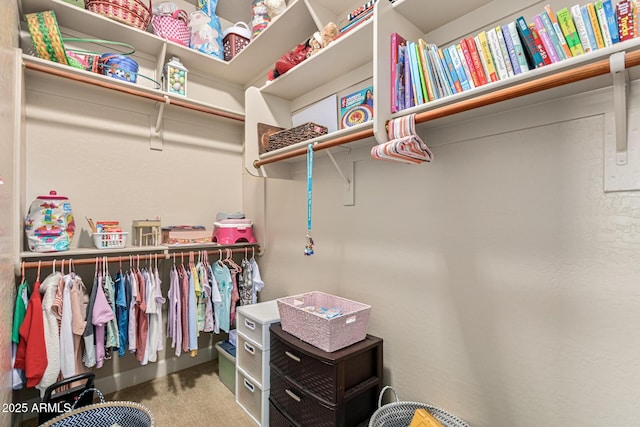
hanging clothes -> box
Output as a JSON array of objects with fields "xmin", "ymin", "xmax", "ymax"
[
  {"xmin": 199, "ymin": 261, "xmax": 214, "ymax": 333},
  {"xmin": 12, "ymin": 277, "xmax": 30, "ymax": 390},
  {"xmin": 15, "ymin": 276, "xmax": 45, "ymax": 389},
  {"xmin": 69, "ymin": 273, "xmax": 89, "ymax": 377},
  {"xmin": 135, "ymin": 268, "xmax": 148, "ymax": 363},
  {"xmin": 93, "ymin": 270, "xmax": 113, "ymax": 369},
  {"xmin": 249, "ymin": 257, "xmax": 265, "ymax": 304},
  {"xmin": 207, "ymin": 264, "xmax": 221, "ymax": 334},
  {"xmin": 167, "ymin": 264, "xmax": 182, "ymax": 357},
  {"xmin": 115, "ymin": 269, "xmax": 128, "ymax": 357},
  {"xmin": 82, "ymin": 265, "xmax": 99, "ymax": 369},
  {"xmin": 238, "ymin": 258, "xmax": 253, "ymax": 306},
  {"xmin": 187, "ymin": 266, "xmax": 198, "ymax": 356},
  {"xmin": 127, "ymin": 269, "xmax": 138, "ymax": 354},
  {"xmin": 179, "ymin": 264, "xmax": 189, "ymax": 353},
  {"xmin": 59, "ymin": 273, "xmax": 75, "ymax": 378},
  {"xmin": 213, "ymin": 260, "xmax": 232, "ymax": 333},
  {"xmin": 37, "ymin": 269, "xmax": 63, "ymax": 396},
  {"xmin": 154, "ymin": 262, "xmax": 165, "ymax": 354},
  {"xmin": 103, "ymin": 270, "xmax": 120, "ymax": 355}
]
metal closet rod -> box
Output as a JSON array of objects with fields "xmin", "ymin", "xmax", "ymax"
[
  {"xmin": 24, "ymin": 60, "xmax": 245, "ymax": 123},
  {"xmin": 253, "ymin": 49, "xmax": 640, "ymax": 168},
  {"xmin": 21, "ymin": 246, "xmax": 259, "ymax": 270}
]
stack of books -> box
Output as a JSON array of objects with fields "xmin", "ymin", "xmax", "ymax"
[{"xmin": 391, "ymin": 0, "xmax": 639, "ymax": 113}]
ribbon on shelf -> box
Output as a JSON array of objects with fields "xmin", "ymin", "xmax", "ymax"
[{"xmin": 371, "ymin": 113, "xmax": 434, "ymax": 164}]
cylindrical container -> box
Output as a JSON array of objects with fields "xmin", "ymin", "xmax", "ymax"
[
  {"xmin": 24, "ymin": 190, "xmax": 75, "ymax": 252},
  {"xmin": 100, "ymin": 54, "xmax": 139, "ymax": 83},
  {"xmin": 163, "ymin": 57, "xmax": 188, "ymax": 96}
]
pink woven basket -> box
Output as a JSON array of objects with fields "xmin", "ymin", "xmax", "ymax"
[
  {"xmin": 151, "ymin": 10, "xmax": 190, "ymax": 46},
  {"xmin": 86, "ymin": 0, "xmax": 152, "ymax": 31},
  {"xmin": 277, "ymin": 291, "xmax": 371, "ymax": 352}
]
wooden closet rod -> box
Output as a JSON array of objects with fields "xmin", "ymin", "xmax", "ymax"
[
  {"xmin": 21, "ymin": 246, "xmax": 258, "ymax": 270},
  {"xmin": 253, "ymin": 49, "xmax": 640, "ymax": 168},
  {"xmin": 24, "ymin": 60, "xmax": 245, "ymax": 123}
]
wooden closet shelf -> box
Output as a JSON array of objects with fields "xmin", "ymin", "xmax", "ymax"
[
  {"xmin": 23, "ymin": 57, "xmax": 245, "ymax": 124},
  {"xmin": 253, "ymin": 49, "xmax": 640, "ymax": 169}
]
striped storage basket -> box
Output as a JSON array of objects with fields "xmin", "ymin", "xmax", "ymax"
[{"xmin": 86, "ymin": 0, "xmax": 152, "ymax": 30}]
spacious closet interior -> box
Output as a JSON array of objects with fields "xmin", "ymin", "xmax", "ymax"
[{"xmin": 3, "ymin": 0, "xmax": 640, "ymax": 425}]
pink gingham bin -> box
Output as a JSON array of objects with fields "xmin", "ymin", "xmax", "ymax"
[{"xmin": 276, "ymin": 291, "xmax": 371, "ymax": 352}]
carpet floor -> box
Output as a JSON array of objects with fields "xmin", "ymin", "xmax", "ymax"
[{"xmin": 104, "ymin": 361, "xmax": 256, "ymax": 426}]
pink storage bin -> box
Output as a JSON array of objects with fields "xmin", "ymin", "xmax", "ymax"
[{"xmin": 277, "ymin": 291, "xmax": 371, "ymax": 352}]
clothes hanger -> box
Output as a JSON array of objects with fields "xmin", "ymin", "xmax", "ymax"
[
  {"xmin": 37, "ymin": 260, "xmax": 41, "ymax": 283},
  {"xmin": 20, "ymin": 261, "xmax": 25, "ymax": 285},
  {"xmin": 224, "ymin": 248, "xmax": 242, "ymax": 272}
]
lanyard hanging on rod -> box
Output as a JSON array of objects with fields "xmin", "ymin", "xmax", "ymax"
[{"xmin": 305, "ymin": 143, "xmax": 315, "ymax": 256}]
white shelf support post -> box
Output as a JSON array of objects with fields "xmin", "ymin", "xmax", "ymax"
[
  {"xmin": 150, "ymin": 95, "xmax": 170, "ymax": 151},
  {"xmin": 325, "ymin": 149, "xmax": 354, "ymax": 206},
  {"xmin": 604, "ymin": 52, "xmax": 640, "ymax": 192},
  {"xmin": 610, "ymin": 51, "xmax": 629, "ymax": 165}
]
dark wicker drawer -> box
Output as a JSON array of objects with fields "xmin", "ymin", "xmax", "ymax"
[
  {"xmin": 270, "ymin": 324, "xmax": 382, "ymax": 405},
  {"xmin": 269, "ymin": 399, "xmax": 300, "ymax": 427},
  {"xmin": 270, "ymin": 368, "xmax": 378, "ymax": 427}
]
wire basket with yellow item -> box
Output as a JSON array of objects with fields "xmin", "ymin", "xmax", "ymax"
[{"xmin": 369, "ymin": 386, "xmax": 470, "ymax": 427}]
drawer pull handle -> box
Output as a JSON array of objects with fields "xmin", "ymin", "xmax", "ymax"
[
  {"xmin": 285, "ymin": 351, "xmax": 301, "ymax": 362},
  {"xmin": 285, "ymin": 389, "xmax": 301, "ymax": 402},
  {"xmin": 244, "ymin": 318, "xmax": 256, "ymax": 330},
  {"xmin": 243, "ymin": 379, "xmax": 255, "ymax": 393},
  {"xmin": 244, "ymin": 342, "xmax": 255, "ymax": 355}
]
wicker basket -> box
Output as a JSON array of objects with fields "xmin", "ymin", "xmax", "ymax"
[
  {"xmin": 277, "ymin": 291, "xmax": 371, "ymax": 352},
  {"xmin": 86, "ymin": 0, "xmax": 152, "ymax": 31},
  {"xmin": 369, "ymin": 387, "xmax": 470, "ymax": 427},
  {"xmin": 267, "ymin": 122, "xmax": 328, "ymax": 152}
]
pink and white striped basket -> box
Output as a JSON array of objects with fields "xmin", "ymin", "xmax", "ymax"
[
  {"xmin": 86, "ymin": 0, "xmax": 152, "ymax": 31},
  {"xmin": 277, "ymin": 291, "xmax": 371, "ymax": 352},
  {"xmin": 151, "ymin": 9, "xmax": 190, "ymax": 46}
]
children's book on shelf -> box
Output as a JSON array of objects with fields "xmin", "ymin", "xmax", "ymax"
[
  {"xmin": 460, "ymin": 37, "xmax": 483, "ymax": 86},
  {"xmin": 594, "ymin": 1, "xmax": 613, "ymax": 46},
  {"xmin": 501, "ymin": 23, "xmax": 523, "ymax": 75},
  {"xmin": 617, "ymin": 0, "xmax": 635, "ymax": 41},
  {"xmin": 487, "ymin": 27, "xmax": 509, "ymax": 80},
  {"xmin": 455, "ymin": 43, "xmax": 475, "ymax": 89},
  {"xmin": 577, "ymin": 5, "xmax": 598, "ymax": 52},
  {"xmin": 466, "ymin": 36, "xmax": 488, "ymax": 85},
  {"xmin": 495, "ymin": 26, "xmax": 515, "ymax": 77},
  {"xmin": 339, "ymin": 84, "xmax": 374, "ymax": 129},
  {"xmin": 570, "ymin": 4, "xmax": 593, "ymax": 53},
  {"xmin": 533, "ymin": 14, "xmax": 560, "ymax": 62},
  {"xmin": 603, "ymin": 0, "xmax": 620, "ymax": 44},
  {"xmin": 418, "ymin": 39, "xmax": 437, "ymax": 101},
  {"xmin": 407, "ymin": 41, "xmax": 425, "ymax": 105},
  {"xmin": 529, "ymin": 23, "xmax": 552, "ymax": 65},
  {"xmin": 391, "ymin": 32, "xmax": 407, "ymax": 113},
  {"xmin": 586, "ymin": 2, "xmax": 606, "ymax": 49},
  {"xmin": 545, "ymin": 4, "xmax": 573, "ymax": 58},
  {"xmin": 477, "ymin": 30, "xmax": 499, "ymax": 81},
  {"xmin": 516, "ymin": 16, "xmax": 546, "ymax": 68}
]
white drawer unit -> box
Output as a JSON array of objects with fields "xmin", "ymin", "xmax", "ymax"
[{"xmin": 235, "ymin": 300, "xmax": 280, "ymax": 426}]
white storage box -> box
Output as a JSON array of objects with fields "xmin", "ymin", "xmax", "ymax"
[
  {"xmin": 277, "ymin": 291, "xmax": 371, "ymax": 352},
  {"xmin": 92, "ymin": 232, "xmax": 128, "ymax": 249}
]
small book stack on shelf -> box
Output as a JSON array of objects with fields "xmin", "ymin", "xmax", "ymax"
[
  {"xmin": 391, "ymin": 0, "xmax": 639, "ymax": 113},
  {"xmin": 337, "ymin": 0, "xmax": 398, "ymax": 38}
]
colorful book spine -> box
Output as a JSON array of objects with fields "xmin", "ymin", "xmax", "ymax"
[
  {"xmin": 467, "ymin": 36, "xmax": 488, "ymax": 85},
  {"xmin": 460, "ymin": 37, "xmax": 482, "ymax": 86},
  {"xmin": 417, "ymin": 39, "xmax": 436, "ymax": 101},
  {"xmin": 404, "ymin": 46, "xmax": 413, "ymax": 109},
  {"xmin": 441, "ymin": 47, "xmax": 462, "ymax": 93},
  {"xmin": 390, "ymin": 33, "xmax": 407, "ymax": 113},
  {"xmin": 448, "ymin": 45, "xmax": 471, "ymax": 91},
  {"xmin": 557, "ymin": 7, "xmax": 585, "ymax": 56},
  {"xmin": 588, "ymin": 2, "xmax": 606, "ymax": 48},
  {"xmin": 529, "ymin": 24, "xmax": 551, "ymax": 65},
  {"xmin": 507, "ymin": 21, "xmax": 529, "ymax": 72},
  {"xmin": 413, "ymin": 42, "xmax": 428, "ymax": 102},
  {"xmin": 516, "ymin": 16, "xmax": 545, "ymax": 68},
  {"xmin": 495, "ymin": 26, "xmax": 515, "ymax": 77},
  {"xmin": 580, "ymin": 5, "xmax": 599, "ymax": 51},
  {"xmin": 487, "ymin": 28, "xmax": 508, "ymax": 79},
  {"xmin": 571, "ymin": 4, "xmax": 593, "ymax": 52},
  {"xmin": 603, "ymin": 0, "xmax": 620, "ymax": 43},
  {"xmin": 428, "ymin": 44, "xmax": 450, "ymax": 97},
  {"xmin": 540, "ymin": 11, "xmax": 566, "ymax": 61},
  {"xmin": 477, "ymin": 31, "xmax": 499, "ymax": 81},
  {"xmin": 595, "ymin": 1, "xmax": 613, "ymax": 46},
  {"xmin": 347, "ymin": 0, "xmax": 375, "ymax": 21},
  {"xmin": 545, "ymin": 4, "xmax": 573, "ymax": 58},
  {"xmin": 533, "ymin": 14, "xmax": 560, "ymax": 63},
  {"xmin": 633, "ymin": 0, "xmax": 639, "ymax": 41},
  {"xmin": 406, "ymin": 42, "xmax": 424, "ymax": 105},
  {"xmin": 501, "ymin": 24, "xmax": 521, "ymax": 75},
  {"xmin": 456, "ymin": 43, "xmax": 475, "ymax": 89},
  {"xmin": 617, "ymin": 0, "xmax": 635, "ymax": 41}
]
